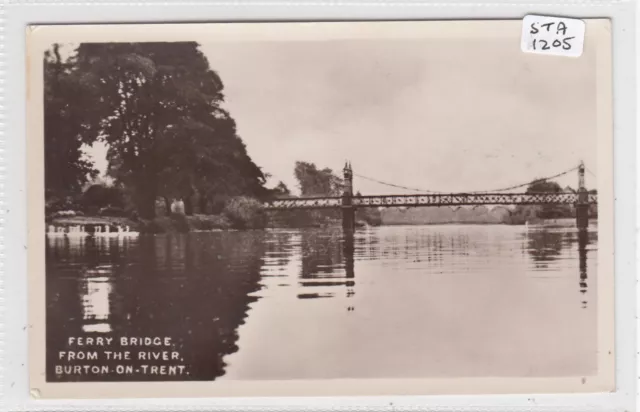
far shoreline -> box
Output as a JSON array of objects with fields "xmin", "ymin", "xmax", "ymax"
[{"xmin": 47, "ymin": 214, "xmax": 597, "ymax": 235}]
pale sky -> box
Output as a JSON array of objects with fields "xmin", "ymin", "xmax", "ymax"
[{"xmin": 86, "ymin": 35, "xmax": 599, "ymax": 195}]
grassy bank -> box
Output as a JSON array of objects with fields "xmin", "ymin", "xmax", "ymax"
[
  {"xmin": 48, "ymin": 196, "xmax": 270, "ymax": 234},
  {"xmin": 138, "ymin": 214, "xmax": 233, "ymax": 234}
]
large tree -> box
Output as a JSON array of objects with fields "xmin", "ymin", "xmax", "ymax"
[
  {"xmin": 507, "ymin": 179, "xmax": 573, "ymax": 223},
  {"xmin": 526, "ymin": 179, "xmax": 563, "ymax": 194},
  {"xmin": 44, "ymin": 44, "xmax": 100, "ymax": 204},
  {"xmin": 294, "ymin": 162, "xmax": 343, "ymax": 197},
  {"xmin": 526, "ymin": 179, "xmax": 573, "ymax": 219},
  {"xmin": 291, "ymin": 161, "xmax": 343, "ymax": 225},
  {"xmin": 75, "ymin": 42, "xmax": 265, "ymax": 218},
  {"xmin": 157, "ymin": 113, "xmax": 266, "ymax": 215}
]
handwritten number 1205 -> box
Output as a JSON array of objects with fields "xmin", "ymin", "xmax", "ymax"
[{"xmin": 532, "ymin": 37, "xmax": 575, "ymax": 51}]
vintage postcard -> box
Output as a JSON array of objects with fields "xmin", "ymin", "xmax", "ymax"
[{"xmin": 26, "ymin": 20, "xmax": 614, "ymax": 399}]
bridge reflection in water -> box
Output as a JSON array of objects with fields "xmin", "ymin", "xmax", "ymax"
[{"xmin": 46, "ymin": 223, "xmax": 597, "ymax": 382}]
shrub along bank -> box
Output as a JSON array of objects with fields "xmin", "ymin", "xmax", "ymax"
[{"xmin": 49, "ymin": 196, "xmax": 269, "ymax": 234}]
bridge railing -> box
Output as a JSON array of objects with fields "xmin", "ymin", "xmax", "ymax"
[
  {"xmin": 264, "ymin": 196, "xmax": 343, "ymax": 210},
  {"xmin": 263, "ymin": 192, "xmax": 597, "ymax": 210}
]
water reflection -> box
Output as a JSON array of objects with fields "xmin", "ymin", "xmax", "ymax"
[
  {"xmin": 81, "ymin": 275, "xmax": 113, "ymax": 333},
  {"xmin": 295, "ymin": 228, "xmax": 356, "ymax": 305},
  {"xmin": 46, "ymin": 232, "xmax": 266, "ymax": 382},
  {"xmin": 47, "ymin": 224, "xmax": 598, "ymax": 382},
  {"xmin": 524, "ymin": 226, "xmax": 595, "ymax": 309},
  {"xmin": 526, "ymin": 229, "xmax": 564, "ymax": 265},
  {"xmin": 578, "ymin": 228, "xmax": 590, "ymax": 309}
]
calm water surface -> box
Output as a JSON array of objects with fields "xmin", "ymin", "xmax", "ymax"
[{"xmin": 46, "ymin": 224, "xmax": 597, "ymax": 381}]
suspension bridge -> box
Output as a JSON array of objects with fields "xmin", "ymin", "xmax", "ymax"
[{"xmin": 263, "ymin": 162, "xmax": 597, "ymax": 231}]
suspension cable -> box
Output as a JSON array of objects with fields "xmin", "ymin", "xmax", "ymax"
[
  {"xmin": 469, "ymin": 165, "xmax": 579, "ymax": 193},
  {"xmin": 352, "ymin": 164, "xmax": 581, "ymax": 194},
  {"xmin": 352, "ymin": 173, "xmax": 444, "ymax": 193}
]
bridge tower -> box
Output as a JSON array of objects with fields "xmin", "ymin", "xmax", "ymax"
[
  {"xmin": 342, "ymin": 161, "xmax": 355, "ymax": 231},
  {"xmin": 576, "ymin": 161, "xmax": 589, "ymax": 229}
]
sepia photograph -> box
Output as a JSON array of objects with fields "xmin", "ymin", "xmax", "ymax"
[{"xmin": 27, "ymin": 20, "xmax": 614, "ymax": 398}]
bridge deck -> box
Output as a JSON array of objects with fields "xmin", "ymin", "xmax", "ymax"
[{"xmin": 263, "ymin": 192, "xmax": 597, "ymax": 210}]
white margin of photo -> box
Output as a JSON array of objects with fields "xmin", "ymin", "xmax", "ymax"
[{"xmin": 2, "ymin": 1, "xmax": 637, "ymax": 411}]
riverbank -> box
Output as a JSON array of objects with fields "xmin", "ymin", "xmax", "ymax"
[
  {"xmin": 49, "ymin": 215, "xmax": 139, "ymax": 229},
  {"xmin": 48, "ymin": 214, "xmax": 231, "ymax": 234},
  {"xmin": 49, "ymin": 214, "xmax": 594, "ymax": 234},
  {"xmin": 49, "ymin": 214, "xmax": 374, "ymax": 234}
]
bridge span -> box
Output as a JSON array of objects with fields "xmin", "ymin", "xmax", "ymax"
[
  {"xmin": 264, "ymin": 192, "xmax": 597, "ymax": 210},
  {"xmin": 263, "ymin": 162, "xmax": 596, "ymax": 231}
]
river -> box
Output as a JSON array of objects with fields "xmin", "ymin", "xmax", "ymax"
[{"xmin": 45, "ymin": 223, "xmax": 597, "ymax": 382}]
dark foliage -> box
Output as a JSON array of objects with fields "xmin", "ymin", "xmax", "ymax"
[
  {"xmin": 525, "ymin": 179, "xmax": 573, "ymax": 219},
  {"xmin": 44, "ymin": 44, "xmax": 100, "ymax": 202},
  {"xmin": 46, "ymin": 42, "xmax": 267, "ymax": 219},
  {"xmin": 82, "ymin": 184, "xmax": 125, "ymax": 210}
]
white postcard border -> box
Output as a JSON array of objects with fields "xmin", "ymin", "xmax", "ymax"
[
  {"xmin": 2, "ymin": 1, "xmax": 637, "ymax": 411},
  {"xmin": 25, "ymin": 19, "xmax": 616, "ymax": 400}
]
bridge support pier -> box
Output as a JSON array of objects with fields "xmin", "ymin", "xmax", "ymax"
[
  {"xmin": 342, "ymin": 206, "xmax": 355, "ymax": 231},
  {"xmin": 343, "ymin": 228, "xmax": 355, "ymax": 278},
  {"xmin": 576, "ymin": 203, "xmax": 589, "ymax": 229},
  {"xmin": 576, "ymin": 161, "xmax": 589, "ymax": 229},
  {"xmin": 342, "ymin": 161, "xmax": 355, "ymax": 232}
]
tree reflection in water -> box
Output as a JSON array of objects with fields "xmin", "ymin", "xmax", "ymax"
[
  {"xmin": 46, "ymin": 224, "xmax": 598, "ymax": 383},
  {"xmin": 526, "ymin": 226, "xmax": 595, "ymax": 309},
  {"xmin": 297, "ymin": 228, "xmax": 356, "ymax": 310},
  {"xmin": 46, "ymin": 232, "xmax": 266, "ymax": 382},
  {"xmin": 526, "ymin": 229, "xmax": 564, "ymax": 266}
]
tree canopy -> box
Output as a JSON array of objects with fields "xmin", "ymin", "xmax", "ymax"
[
  {"xmin": 525, "ymin": 179, "xmax": 572, "ymax": 219},
  {"xmin": 525, "ymin": 179, "xmax": 563, "ymax": 194},
  {"xmin": 44, "ymin": 44, "xmax": 100, "ymax": 201},
  {"xmin": 294, "ymin": 161, "xmax": 343, "ymax": 197},
  {"xmin": 45, "ymin": 42, "xmax": 266, "ymax": 218}
]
